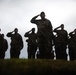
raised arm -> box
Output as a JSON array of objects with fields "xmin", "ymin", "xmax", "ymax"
[
  {"xmin": 24, "ymin": 29, "xmax": 32, "ymax": 37},
  {"xmin": 69, "ymin": 30, "xmax": 74, "ymax": 37},
  {"xmin": 6, "ymin": 31, "xmax": 14, "ymax": 37},
  {"xmin": 30, "ymin": 14, "xmax": 39, "ymax": 23},
  {"xmin": 54, "ymin": 25, "xmax": 61, "ymax": 32}
]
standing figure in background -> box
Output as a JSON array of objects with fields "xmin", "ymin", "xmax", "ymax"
[
  {"xmin": 68, "ymin": 29, "xmax": 76, "ymax": 61},
  {"xmin": 1, "ymin": 34, "xmax": 8, "ymax": 59},
  {"xmin": 24, "ymin": 28, "xmax": 37, "ymax": 59},
  {"xmin": 30, "ymin": 11, "xmax": 53, "ymax": 59},
  {"xmin": 6, "ymin": 28, "xmax": 23, "ymax": 58},
  {"xmin": 0, "ymin": 29, "xmax": 8, "ymax": 59},
  {"xmin": 53, "ymin": 24, "xmax": 68, "ymax": 60}
]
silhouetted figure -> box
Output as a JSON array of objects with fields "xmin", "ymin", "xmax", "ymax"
[
  {"xmin": 54, "ymin": 24, "xmax": 68, "ymax": 60},
  {"xmin": 24, "ymin": 28, "xmax": 37, "ymax": 59},
  {"xmin": 1, "ymin": 34, "xmax": 8, "ymax": 59},
  {"xmin": 0, "ymin": 29, "xmax": 8, "ymax": 59},
  {"xmin": 0, "ymin": 30, "xmax": 4, "ymax": 59},
  {"xmin": 6, "ymin": 28, "xmax": 23, "ymax": 58},
  {"xmin": 30, "ymin": 11, "xmax": 53, "ymax": 59},
  {"xmin": 68, "ymin": 29, "xmax": 76, "ymax": 61}
]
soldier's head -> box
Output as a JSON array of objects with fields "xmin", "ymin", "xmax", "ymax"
[
  {"xmin": 32, "ymin": 28, "xmax": 35, "ymax": 33},
  {"xmin": 14, "ymin": 28, "xmax": 18, "ymax": 33},
  {"xmin": 74, "ymin": 29, "xmax": 76, "ymax": 33},
  {"xmin": 2, "ymin": 34, "xmax": 4, "ymax": 38},
  {"xmin": 40, "ymin": 11, "xmax": 45, "ymax": 19},
  {"xmin": 61, "ymin": 24, "xmax": 64, "ymax": 30}
]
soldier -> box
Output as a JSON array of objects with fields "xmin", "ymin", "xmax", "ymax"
[
  {"xmin": 0, "ymin": 29, "xmax": 8, "ymax": 59},
  {"xmin": 1, "ymin": 34, "xmax": 8, "ymax": 59},
  {"xmin": 68, "ymin": 29, "xmax": 76, "ymax": 61},
  {"xmin": 6, "ymin": 28, "xmax": 23, "ymax": 58},
  {"xmin": 24, "ymin": 28, "xmax": 37, "ymax": 59},
  {"xmin": 30, "ymin": 11, "xmax": 53, "ymax": 59},
  {"xmin": 53, "ymin": 24, "xmax": 68, "ymax": 60}
]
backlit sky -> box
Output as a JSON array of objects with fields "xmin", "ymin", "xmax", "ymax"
[{"xmin": 0, "ymin": 0, "xmax": 76, "ymax": 59}]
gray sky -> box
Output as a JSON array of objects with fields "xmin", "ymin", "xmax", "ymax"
[{"xmin": 0, "ymin": 0, "xmax": 76, "ymax": 59}]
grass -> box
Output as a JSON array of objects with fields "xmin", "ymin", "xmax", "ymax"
[{"xmin": 0, "ymin": 59, "xmax": 76, "ymax": 75}]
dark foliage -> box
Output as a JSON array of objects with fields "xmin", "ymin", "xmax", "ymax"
[{"xmin": 0, "ymin": 59, "xmax": 76, "ymax": 75}]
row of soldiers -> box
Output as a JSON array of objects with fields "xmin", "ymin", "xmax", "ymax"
[
  {"xmin": 0, "ymin": 25, "xmax": 76, "ymax": 61},
  {"xmin": 0, "ymin": 11, "xmax": 76, "ymax": 61},
  {"xmin": 25, "ymin": 25, "xmax": 76, "ymax": 61},
  {"xmin": 27, "ymin": 11, "xmax": 76, "ymax": 61},
  {"xmin": 0, "ymin": 28, "xmax": 23, "ymax": 59}
]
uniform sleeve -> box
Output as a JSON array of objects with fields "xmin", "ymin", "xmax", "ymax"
[
  {"xmin": 30, "ymin": 15, "xmax": 39, "ymax": 24},
  {"xmin": 24, "ymin": 32, "xmax": 30, "ymax": 37},
  {"xmin": 6, "ymin": 32, "xmax": 12, "ymax": 37}
]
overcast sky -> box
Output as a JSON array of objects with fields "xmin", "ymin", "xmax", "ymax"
[{"xmin": 0, "ymin": 0, "xmax": 76, "ymax": 59}]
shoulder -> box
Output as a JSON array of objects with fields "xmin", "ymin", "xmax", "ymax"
[
  {"xmin": 45, "ymin": 18, "xmax": 51, "ymax": 22},
  {"xmin": 17, "ymin": 33, "xmax": 22, "ymax": 37},
  {"xmin": 64, "ymin": 30, "xmax": 68, "ymax": 33}
]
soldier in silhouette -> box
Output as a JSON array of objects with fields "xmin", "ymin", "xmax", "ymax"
[
  {"xmin": 54, "ymin": 24, "xmax": 68, "ymax": 60},
  {"xmin": 0, "ymin": 29, "xmax": 4, "ymax": 59},
  {"xmin": 68, "ymin": 29, "xmax": 76, "ymax": 61},
  {"xmin": 1, "ymin": 34, "xmax": 8, "ymax": 59},
  {"xmin": 0, "ymin": 29, "xmax": 8, "ymax": 59},
  {"xmin": 6, "ymin": 28, "xmax": 23, "ymax": 58},
  {"xmin": 24, "ymin": 28, "xmax": 37, "ymax": 59},
  {"xmin": 30, "ymin": 11, "xmax": 53, "ymax": 59}
]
